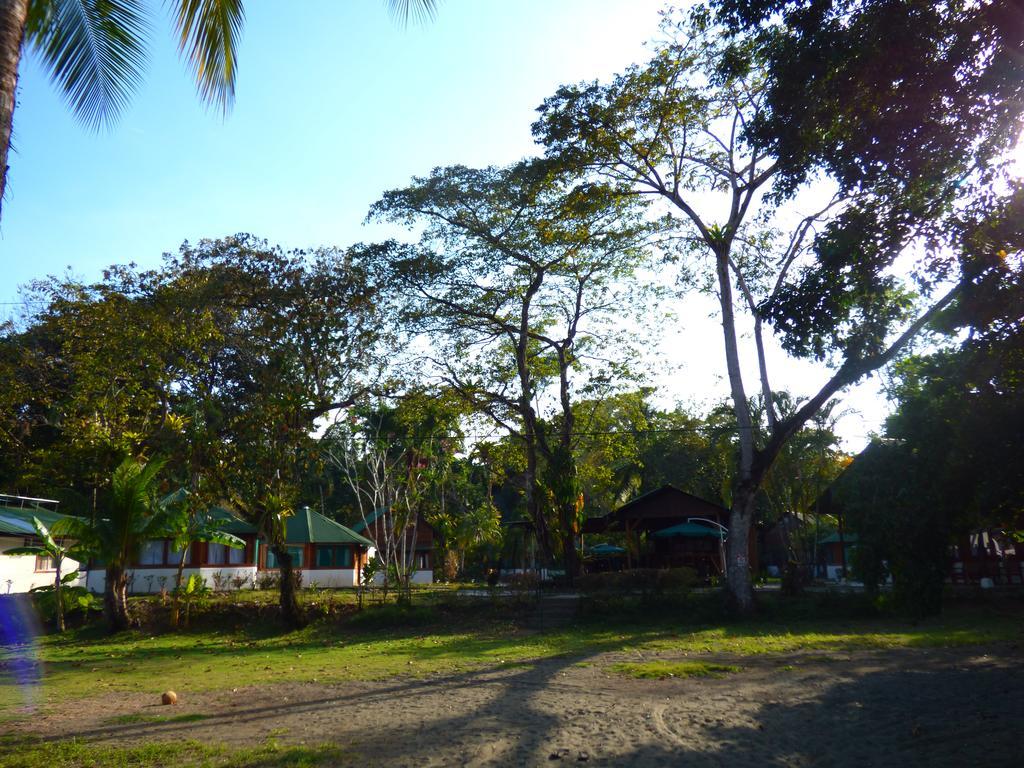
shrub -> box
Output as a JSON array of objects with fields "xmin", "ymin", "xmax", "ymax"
[
  {"xmin": 657, "ymin": 567, "xmax": 698, "ymax": 593},
  {"xmin": 505, "ymin": 572, "xmax": 539, "ymax": 592},
  {"xmin": 256, "ymin": 572, "xmax": 280, "ymax": 591},
  {"xmin": 30, "ymin": 581, "xmax": 100, "ymax": 627}
]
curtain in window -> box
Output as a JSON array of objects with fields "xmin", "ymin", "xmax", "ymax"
[
  {"xmin": 228, "ymin": 544, "xmax": 246, "ymax": 565},
  {"xmin": 206, "ymin": 543, "xmax": 227, "ymax": 565},
  {"xmin": 139, "ymin": 540, "xmax": 166, "ymax": 565},
  {"xmin": 168, "ymin": 545, "xmax": 191, "ymax": 565}
]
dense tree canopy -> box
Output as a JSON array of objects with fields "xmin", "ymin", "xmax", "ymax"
[
  {"xmin": 534, "ymin": 5, "xmax": 1020, "ymax": 611},
  {"xmin": 367, "ymin": 159, "xmax": 660, "ymax": 579}
]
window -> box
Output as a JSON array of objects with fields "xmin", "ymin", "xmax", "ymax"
[
  {"xmin": 168, "ymin": 544, "xmax": 192, "ymax": 566},
  {"xmin": 266, "ymin": 546, "xmax": 304, "ymax": 569},
  {"xmin": 315, "ymin": 545, "xmax": 352, "ymax": 569},
  {"xmin": 35, "ymin": 553, "xmax": 54, "ymax": 572},
  {"xmin": 417, "ymin": 552, "xmax": 429, "ymax": 570},
  {"xmin": 228, "ymin": 543, "xmax": 246, "ymax": 565},
  {"xmin": 139, "ymin": 540, "xmax": 166, "ymax": 566},
  {"xmin": 206, "ymin": 543, "xmax": 227, "ymax": 565}
]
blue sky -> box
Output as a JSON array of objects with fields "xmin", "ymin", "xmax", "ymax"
[{"xmin": 1, "ymin": 0, "xmax": 664, "ymax": 302}]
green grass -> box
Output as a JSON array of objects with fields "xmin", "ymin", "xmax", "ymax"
[
  {"xmin": 0, "ymin": 736, "xmax": 349, "ymax": 768},
  {"xmin": 106, "ymin": 712, "xmax": 210, "ymax": 725},
  {"xmin": 1, "ymin": 597, "xmax": 1020, "ymax": 721},
  {"xmin": 612, "ymin": 661, "xmax": 741, "ymax": 679}
]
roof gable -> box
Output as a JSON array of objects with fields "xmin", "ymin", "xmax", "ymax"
[{"xmin": 287, "ymin": 507, "xmax": 374, "ymax": 547}]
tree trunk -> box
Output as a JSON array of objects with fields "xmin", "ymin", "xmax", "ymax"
[
  {"xmin": 54, "ymin": 557, "xmax": 65, "ymax": 633},
  {"xmin": 523, "ymin": 430, "xmax": 555, "ymax": 567},
  {"xmin": 725, "ymin": 485, "xmax": 758, "ymax": 614},
  {"xmin": 714, "ymin": 246, "xmax": 759, "ymax": 616},
  {"xmin": 104, "ymin": 566, "xmax": 131, "ymax": 632},
  {"xmin": 443, "ymin": 548, "xmax": 459, "ymax": 582},
  {"xmin": 171, "ymin": 550, "xmax": 188, "ymax": 628},
  {"xmin": 559, "ymin": 502, "xmax": 582, "ymax": 582},
  {"xmin": 0, "ymin": 0, "xmax": 28, "ymax": 220},
  {"xmin": 272, "ymin": 544, "xmax": 306, "ymax": 629}
]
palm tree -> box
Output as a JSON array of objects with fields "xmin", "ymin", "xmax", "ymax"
[
  {"xmin": 75, "ymin": 455, "xmax": 168, "ymax": 631},
  {"xmin": 0, "ymin": 0, "xmax": 437, "ymax": 220},
  {"xmin": 3, "ymin": 515, "xmax": 80, "ymax": 631}
]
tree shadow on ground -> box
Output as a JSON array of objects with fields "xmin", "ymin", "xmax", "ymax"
[{"xmin": 5, "ymin": 642, "xmax": 1022, "ymax": 767}]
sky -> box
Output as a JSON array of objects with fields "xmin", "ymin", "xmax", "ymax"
[{"xmin": 0, "ymin": 0, "xmax": 891, "ymax": 449}]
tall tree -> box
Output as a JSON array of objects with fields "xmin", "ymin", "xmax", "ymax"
[
  {"xmin": 162, "ymin": 235, "xmax": 384, "ymax": 628},
  {"xmin": 0, "ymin": 265, "xmax": 214, "ymax": 508},
  {"xmin": 839, "ymin": 247, "xmax": 1024, "ymax": 611},
  {"xmin": 534, "ymin": 7, "xmax": 1014, "ymax": 611},
  {"xmin": 368, "ymin": 159, "xmax": 657, "ymax": 579}
]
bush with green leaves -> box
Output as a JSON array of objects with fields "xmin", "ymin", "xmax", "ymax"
[
  {"xmin": 171, "ymin": 574, "xmax": 211, "ymax": 627},
  {"xmin": 29, "ymin": 573, "xmax": 99, "ymax": 627}
]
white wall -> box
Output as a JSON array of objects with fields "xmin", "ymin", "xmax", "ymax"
[
  {"xmin": 301, "ymin": 569, "xmax": 359, "ymax": 588},
  {"xmin": 86, "ymin": 566, "xmax": 257, "ymax": 594},
  {"xmin": 0, "ymin": 536, "xmax": 86, "ymax": 594},
  {"xmin": 372, "ymin": 569, "xmax": 434, "ymax": 586}
]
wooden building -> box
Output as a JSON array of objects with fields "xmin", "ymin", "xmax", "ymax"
[
  {"xmin": 351, "ymin": 507, "xmax": 436, "ymax": 584},
  {"xmin": 585, "ymin": 485, "xmax": 753, "ymax": 580}
]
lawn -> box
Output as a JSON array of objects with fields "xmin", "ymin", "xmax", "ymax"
[
  {"xmin": 2, "ymin": 593, "xmax": 1021, "ymax": 721},
  {"xmin": 0, "ymin": 735, "xmax": 350, "ymax": 768}
]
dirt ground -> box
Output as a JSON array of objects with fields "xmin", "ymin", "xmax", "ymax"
[{"xmin": 9, "ymin": 645, "xmax": 1024, "ymax": 767}]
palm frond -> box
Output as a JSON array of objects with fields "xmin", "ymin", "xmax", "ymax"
[
  {"xmin": 204, "ymin": 530, "xmax": 245, "ymax": 548},
  {"xmin": 169, "ymin": 0, "xmax": 245, "ymax": 114},
  {"xmin": 26, "ymin": 0, "xmax": 149, "ymax": 129},
  {"xmin": 385, "ymin": 0, "xmax": 439, "ymax": 28}
]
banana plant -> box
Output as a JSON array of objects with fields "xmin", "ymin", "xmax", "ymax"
[
  {"xmin": 161, "ymin": 489, "xmax": 244, "ymax": 627},
  {"xmin": 173, "ymin": 572, "xmax": 212, "ymax": 628},
  {"xmin": 3, "ymin": 516, "xmax": 84, "ymax": 631}
]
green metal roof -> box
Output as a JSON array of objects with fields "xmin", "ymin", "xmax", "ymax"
[
  {"xmin": 207, "ymin": 506, "xmax": 258, "ymax": 535},
  {"xmin": 818, "ymin": 532, "xmax": 859, "ymax": 545},
  {"xmin": 587, "ymin": 543, "xmax": 626, "ymax": 556},
  {"xmin": 0, "ymin": 505, "xmax": 78, "ymax": 537},
  {"xmin": 653, "ymin": 522, "xmax": 725, "ymax": 539},
  {"xmin": 158, "ymin": 490, "xmax": 259, "ymax": 535},
  {"xmin": 287, "ymin": 507, "xmax": 374, "ymax": 547},
  {"xmin": 349, "ymin": 507, "xmax": 385, "ymax": 533}
]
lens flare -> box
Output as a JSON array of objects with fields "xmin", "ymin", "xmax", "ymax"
[{"xmin": 0, "ymin": 594, "xmax": 44, "ymax": 713}]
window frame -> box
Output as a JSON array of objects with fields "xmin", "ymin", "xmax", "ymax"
[{"xmin": 314, "ymin": 544, "xmax": 353, "ymax": 570}]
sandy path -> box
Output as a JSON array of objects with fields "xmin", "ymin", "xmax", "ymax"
[{"xmin": 9, "ymin": 646, "xmax": 1023, "ymax": 767}]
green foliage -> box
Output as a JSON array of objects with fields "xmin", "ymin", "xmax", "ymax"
[
  {"xmin": 172, "ymin": 573, "xmax": 212, "ymax": 628},
  {"xmin": 25, "ymin": 0, "xmax": 149, "ymax": 128},
  {"xmin": 576, "ymin": 567, "xmax": 698, "ymax": 596},
  {"xmin": 0, "ymin": 735, "xmax": 348, "ymax": 768},
  {"xmin": 611, "ymin": 660, "xmax": 740, "ymax": 679},
  {"xmin": 29, "ymin": 581, "xmax": 99, "ymax": 625},
  {"xmin": 72, "ymin": 456, "xmax": 167, "ymax": 570},
  {"xmin": 367, "ymin": 159, "xmax": 661, "ymax": 571},
  {"xmin": 160, "ymin": 489, "xmax": 245, "ymax": 571}
]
